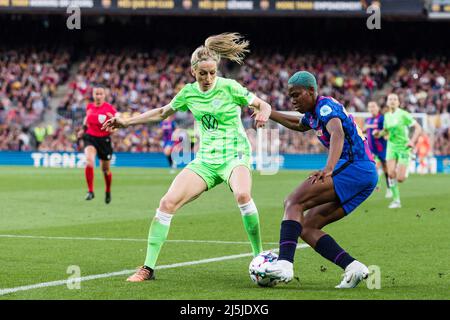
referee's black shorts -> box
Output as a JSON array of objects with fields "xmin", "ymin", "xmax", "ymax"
[{"xmin": 83, "ymin": 133, "xmax": 113, "ymax": 161}]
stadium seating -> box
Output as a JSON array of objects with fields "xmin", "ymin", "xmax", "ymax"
[
  {"xmin": 0, "ymin": 49, "xmax": 70, "ymax": 150},
  {"xmin": 0, "ymin": 49, "xmax": 448, "ymax": 155}
]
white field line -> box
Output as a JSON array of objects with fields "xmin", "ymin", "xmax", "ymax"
[
  {"xmin": 0, "ymin": 244, "xmax": 309, "ymax": 296},
  {"xmin": 0, "ymin": 234, "xmax": 279, "ymax": 245}
]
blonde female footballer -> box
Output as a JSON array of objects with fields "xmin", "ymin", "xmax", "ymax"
[{"xmin": 103, "ymin": 33, "xmax": 272, "ymax": 282}]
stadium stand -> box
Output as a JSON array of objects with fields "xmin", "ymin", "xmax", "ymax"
[
  {"xmin": 0, "ymin": 49, "xmax": 70, "ymax": 151},
  {"xmin": 1, "ymin": 50, "xmax": 448, "ymax": 155}
]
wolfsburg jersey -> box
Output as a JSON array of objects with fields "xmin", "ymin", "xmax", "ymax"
[
  {"xmin": 170, "ymin": 77, "xmax": 255, "ymax": 164},
  {"xmin": 384, "ymin": 108, "xmax": 415, "ymax": 150}
]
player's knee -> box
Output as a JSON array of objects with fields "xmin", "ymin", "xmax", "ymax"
[
  {"xmin": 234, "ymin": 191, "xmax": 251, "ymax": 205},
  {"xmin": 283, "ymin": 197, "xmax": 303, "ymax": 220},
  {"xmin": 284, "ymin": 195, "xmax": 301, "ymax": 210},
  {"xmin": 86, "ymin": 159, "xmax": 95, "ymax": 167},
  {"xmin": 397, "ymin": 176, "xmax": 406, "ymax": 183},
  {"xmin": 159, "ymin": 197, "xmax": 178, "ymax": 213}
]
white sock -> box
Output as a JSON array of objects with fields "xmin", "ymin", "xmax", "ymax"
[
  {"xmin": 388, "ymin": 178, "xmax": 397, "ymax": 187},
  {"xmin": 155, "ymin": 209, "xmax": 174, "ymax": 226},
  {"xmin": 238, "ymin": 199, "xmax": 258, "ymax": 215}
]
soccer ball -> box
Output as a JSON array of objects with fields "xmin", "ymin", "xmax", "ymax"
[{"xmin": 249, "ymin": 251, "xmax": 279, "ymax": 287}]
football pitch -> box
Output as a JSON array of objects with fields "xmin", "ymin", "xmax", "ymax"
[{"xmin": 0, "ymin": 166, "xmax": 449, "ymax": 300}]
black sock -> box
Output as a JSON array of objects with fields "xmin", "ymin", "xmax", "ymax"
[
  {"xmin": 143, "ymin": 265, "xmax": 154, "ymax": 272},
  {"xmin": 385, "ymin": 172, "xmax": 390, "ymax": 188},
  {"xmin": 278, "ymin": 220, "xmax": 302, "ymax": 263},
  {"xmin": 167, "ymin": 155, "xmax": 173, "ymax": 166},
  {"xmin": 314, "ymin": 234, "xmax": 355, "ymax": 270}
]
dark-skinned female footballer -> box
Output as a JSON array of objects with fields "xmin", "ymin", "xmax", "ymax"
[{"xmin": 263, "ymin": 71, "xmax": 378, "ymax": 289}]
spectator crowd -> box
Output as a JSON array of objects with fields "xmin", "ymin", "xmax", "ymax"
[
  {"xmin": 0, "ymin": 49, "xmax": 449, "ymax": 156},
  {"xmin": 0, "ymin": 49, "xmax": 70, "ymax": 151}
]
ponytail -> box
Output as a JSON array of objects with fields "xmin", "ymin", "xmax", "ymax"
[{"xmin": 191, "ymin": 32, "xmax": 250, "ymax": 68}]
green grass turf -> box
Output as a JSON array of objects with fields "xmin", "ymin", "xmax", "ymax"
[{"xmin": 0, "ymin": 166, "xmax": 449, "ymax": 300}]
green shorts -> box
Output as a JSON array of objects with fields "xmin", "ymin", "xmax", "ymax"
[
  {"xmin": 386, "ymin": 146, "xmax": 411, "ymax": 166},
  {"xmin": 186, "ymin": 157, "xmax": 252, "ymax": 190}
]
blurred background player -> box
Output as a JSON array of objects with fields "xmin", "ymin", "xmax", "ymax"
[
  {"xmin": 364, "ymin": 101, "xmax": 391, "ymax": 198},
  {"xmin": 159, "ymin": 114, "xmax": 178, "ymax": 173},
  {"xmin": 103, "ymin": 33, "xmax": 272, "ymax": 282},
  {"xmin": 415, "ymin": 132, "xmax": 431, "ymax": 174},
  {"xmin": 380, "ymin": 93, "xmax": 422, "ymax": 209},
  {"xmin": 78, "ymin": 85, "xmax": 117, "ymax": 203},
  {"xmin": 264, "ymin": 71, "xmax": 377, "ymax": 289}
]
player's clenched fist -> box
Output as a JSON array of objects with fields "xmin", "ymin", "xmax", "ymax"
[
  {"xmin": 251, "ymin": 108, "xmax": 271, "ymax": 128},
  {"xmin": 102, "ymin": 113, "xmax": 128, "ymax": 131},
  {"xmin": 254, "ymin": 109, "xmax": 270, "ymax": 128}
]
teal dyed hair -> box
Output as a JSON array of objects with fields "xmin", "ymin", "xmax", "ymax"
[{"xmin": 288, "ymin": 71, "xmax": 318, "ymax": 93}]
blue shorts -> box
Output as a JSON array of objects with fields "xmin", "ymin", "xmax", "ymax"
[{"xmin": 332, "ymin": 159, "xmax": 378, "ymax": 215}]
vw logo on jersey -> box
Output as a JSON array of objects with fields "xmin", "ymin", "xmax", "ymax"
[
  {"xmin": 201, "ymin": 114, "xmax": 219, "ymax": 132},
  {"xmin": 98, "ymin": 114, "xmax": 107, "ymax": 124}
]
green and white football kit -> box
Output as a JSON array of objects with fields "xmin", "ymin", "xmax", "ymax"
[
  {"xmin": 384, "ymin": 107, "xmax": 415, "ymax": 206},
  {"xmin": 384, "ymin": 108, "xmax": 415, "ymax": 166},
  {"xmin": 171, "ymin": 77, "xmax": 255, "ymax": 190},
  {"xmin": 141, "ymin": 78, "xmax": 263, "ymax": 274}
]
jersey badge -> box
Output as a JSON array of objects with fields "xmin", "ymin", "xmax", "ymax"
[
  {"xmin": 98, "ymin": 114, "xmax": 107, "ymax": 124},
  {"xmin": 319, "ymin": 105, "xmax": 332, "ymax": 117}
]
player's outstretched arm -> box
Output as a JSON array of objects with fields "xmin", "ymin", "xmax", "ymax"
[
  {"xmin": 269, "ymin": 110, "xmax": 310, "ymax": 132},
  {"xmin": 249, "ymin": 96, "xmax": 272, "ymax": 128},
  {"xmin": 102, "ymin": 104, "xmax": 175, "ymax": 130}
]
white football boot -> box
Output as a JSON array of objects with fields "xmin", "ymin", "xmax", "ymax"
[
  {"xmin": 335, "ymin": 260, "xmax": 369, "ymax": 289},
  {"xmin": 385, "ymin": 189, "xmax": 393, "ymax": 199},
  {"xmin": 388, "ymin": 200, "xmax": 401, "ymax": 209},
  {"xmin": 264, "ymin": 260, "xmax": 294, "ymax": 283}
]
